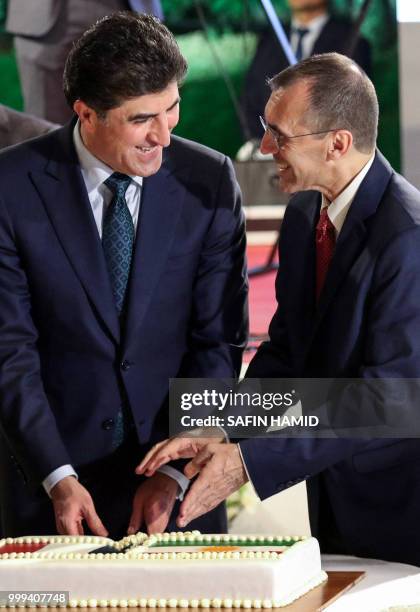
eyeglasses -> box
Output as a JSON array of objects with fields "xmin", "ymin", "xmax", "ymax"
[{"xmin": 259, "ymin": 115, "xmax": 340, "ymax": 149}]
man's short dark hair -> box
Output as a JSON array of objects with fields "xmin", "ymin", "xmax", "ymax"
[
  {"xmin": 269, "ymin": 53, "xmax": 378, "ymax": 153},
  {"xmin": 63, "ymin": 12, "xmax": 187, "ymax": 115}
]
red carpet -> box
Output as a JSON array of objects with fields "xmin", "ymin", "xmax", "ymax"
[{"xmin": 245, "ymin": 245, "xmax": 278, "ymax": 362}]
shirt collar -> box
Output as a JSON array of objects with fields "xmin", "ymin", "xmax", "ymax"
[
  {"xmin": 73, "ymin": 120, "xmax": 143, "ymax": 194},
  {"xmin": 321, "ymin": 154, "xmax": 375, "ymax": 236},
  {"xmin": 291, "ymin": 13, "xmax": 329, "ymax": 36}
]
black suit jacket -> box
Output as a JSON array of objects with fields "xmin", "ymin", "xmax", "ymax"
[
  {"xmin": 0, "ymin": 123, "xmax": 248, "ymax": 537},
  {"xmin": 241, "ymin": 152, "xmax": 420, "ymax": 566},
  {"xmin": 242, "ymin": 17, "xmax": 372, "ymax": 138}
]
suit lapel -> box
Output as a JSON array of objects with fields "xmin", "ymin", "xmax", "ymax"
[
  {"xmin": 30, "ymin": 124, "xmax": 120, "ymax": 345},
  {"xmin": 122, "ymin": 150, "xmax": 187, "ymax": 349},
  {"xmin": 285, "ymin": 193, "xmax": 319, "ymax": 344},
  {"xmin": 310, "ymin": 151, "xmax": 393, "ymax": 340}
]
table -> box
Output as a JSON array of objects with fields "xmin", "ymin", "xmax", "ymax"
[{"xmin": 322, "ymin": 555, "xmax": 420, "ymax": 611}]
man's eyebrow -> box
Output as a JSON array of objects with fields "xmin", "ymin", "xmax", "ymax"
[
  {"xmin": 127, "ymin": 97, "xmax": 181, "ymax": 122},
  {"xmin": 267, "ymin": 121, "xmax": 285, "ymax": 136}
]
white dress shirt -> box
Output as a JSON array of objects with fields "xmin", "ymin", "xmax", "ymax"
[
  {"xmin": 42, "ymin": 122, "xmax": 189, "ymax": 499},
  {"xmin": 238, "ymin": 153, "xmax": 375, "ymax": 487},
  {"xmin": 73, "ymin": 122, "xmax": 142, "ymax": 237},
  {"xmin": 290, "ymin": 14, "xmax": 329, "ymax": 60},
  {"xmin": 321, "ymin": 154, "xmax": 375, "ymax": 237}
]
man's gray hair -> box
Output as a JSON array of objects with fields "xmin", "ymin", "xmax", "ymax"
[{"xmin": 269, "ymin": 52, "xmax": 378, "ymax": 154}]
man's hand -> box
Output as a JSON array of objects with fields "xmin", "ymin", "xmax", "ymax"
[
  {"xmin": 128, "ymin": 472, "xmax": 179, "ymax": 535},
  {"xmin": 50, "ymin": 476, "xmax": 108, "ymax": 536},
  {"xmin": 136, "ymin": 429, "xmax": 225, "ymax": 476},
  {"xmin": 176, "ymin": 443, "xmax": 248, "ymax": 528}
]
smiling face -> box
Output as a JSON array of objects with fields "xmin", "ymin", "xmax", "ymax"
[
  {"xmin": 75, "ymin": 81, "xmax": 180, "ymax": 177},
  {"xmin": 260, "ymin": 80, "xmax": 334, "ymax": 195}
]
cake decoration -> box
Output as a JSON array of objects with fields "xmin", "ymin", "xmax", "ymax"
[{"xmin": 0, "ymin": 531, "xmax": 327, "ymax": 607}]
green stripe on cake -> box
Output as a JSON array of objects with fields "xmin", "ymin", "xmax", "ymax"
[{"xmin": 148, "ymin": 535, "xmax": 304, "ymax": 548}]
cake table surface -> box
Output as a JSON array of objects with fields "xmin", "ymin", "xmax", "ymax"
[{"xmin": 323, "ymin": 554, "xmax": 420, "ymax": 611}]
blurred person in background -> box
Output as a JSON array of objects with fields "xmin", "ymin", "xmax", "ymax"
[
  {"xmin": 240, "ymin": 0, "xmax": 371, "ymax": 149},
  {"xmin": 6, "ymin": 0, "xmax": 163, "ymax": 123},
  {"xmin": 0, "ymin": 103, "xmax": 58, "ymax": 148}
]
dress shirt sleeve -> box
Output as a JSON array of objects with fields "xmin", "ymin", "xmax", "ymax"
[
  {"xmin": 42, "ymin": 465, "xmax": 78, "ymax": 497},
  {"xmin": 157, "ymin": 465, "xmax": 190, "ymax": 501}
]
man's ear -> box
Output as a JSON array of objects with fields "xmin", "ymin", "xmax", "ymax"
[
  {"xmin": 327, "ymin": 130, "xmax": 353, "ymax": 160},
  {"xmin": 73, "ymin": 100, "xmax": 98, "ymax": 131}
]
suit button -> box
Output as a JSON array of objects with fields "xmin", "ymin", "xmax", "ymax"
[
  {"xmin": 121, "ymin": 360, "xmax": 131, "ymax": 371},
  {"xmin": 102, "ymin": 418, "xmax": 115, "ymax": 431}
]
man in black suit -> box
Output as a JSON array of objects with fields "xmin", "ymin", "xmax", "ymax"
[
  {"xmin": 0, "ymin": 12, "xmax": 248, "ymax": 539},
  {"xmin": 241, "ymin": 0, "xmax": 371, "ymax": 141},
  {"xmin": 139, "ymin": 53, "xmax": 420, "ymax": 567}
]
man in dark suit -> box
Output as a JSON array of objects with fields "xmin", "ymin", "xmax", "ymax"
[
  {"xmin": 139, "ymin": 53, "xmax": 420, "ymax": 566},
  {"xmin": 6, "ymin": 0, "xmax": 164, "ymax": 123},
  {"xmin": 241, "ymin": 0, "xmax": 371, "ymax": 141},
  {"xmin": 0, "ymin": 13, "xmax": 248, "ymax": 539}
]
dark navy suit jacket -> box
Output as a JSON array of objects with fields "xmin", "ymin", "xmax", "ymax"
[
  {"xmin": 241, "ymin": 152, "xmax": 420, "ymax": 566},
  {"xmin": 0, "ymin": 123, "xmax": 248, "ymax": 536},
  {"xmin": 242, "ymin": 17, "xmax": 372, "ymax": 138}
]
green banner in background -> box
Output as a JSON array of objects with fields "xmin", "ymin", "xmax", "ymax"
[
  {"xmin": 0, "ymin": 0, "xmax": 399, "ymax": 168},
  {"xmin": 162, "ymin": 0, "xmax": 398, "ymax": 166}
]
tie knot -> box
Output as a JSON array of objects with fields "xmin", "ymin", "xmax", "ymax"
[
  {"xmin": 317, "ymin": 206, "xmax": 334, "ymax": 232},
  {"xmin": 105, "ymin": 172, "xmax": 131, "ymax": 197},
  {"xmin": 293, "ymin": 27, "xmax": 309, "ymax": 39}
]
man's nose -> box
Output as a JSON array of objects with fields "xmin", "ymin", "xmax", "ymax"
[
  {"xmin": 150, "ymin": 114, "xmax": 171, "ymax": 147},
  {"xmin": 260, "ymin": 130, "xmax": 278, "ymax": 156}
]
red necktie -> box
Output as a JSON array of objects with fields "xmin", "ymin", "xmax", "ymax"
[{"xmin": 316, "ymin": 207, "xmax": 336, "ymax": 301}]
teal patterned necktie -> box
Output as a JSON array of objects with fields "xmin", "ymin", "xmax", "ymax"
[
  {"xmin": 102, "ymin": 172, "xmax": 135, "ymax": 448},
  {"xmin": 102, "ymin": 172, "xmax": 135, "ymax": 315}
]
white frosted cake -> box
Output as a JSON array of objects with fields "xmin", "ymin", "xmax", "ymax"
[{"xmin": 0, "ymin": 532, "xmax": 327, "ymax": 608}]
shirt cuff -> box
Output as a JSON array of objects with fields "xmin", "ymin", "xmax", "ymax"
[
  {"xmin": 42, "ymin": 465, "xmax": 78, "ymax": 497},
  {"xmin": 237, "ymin": 443, "xmax": 258, "ymax": 497},
  {"xmin": 157, "ymin": 465, "xmax": 190, "ymax": 501},
  {"xmin": 218, "ymin": 426, "xmax": 229, "ymax": 442}
]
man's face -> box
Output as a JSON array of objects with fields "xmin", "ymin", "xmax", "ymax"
[
  {"xmin": 260, "ymin": 81, "xmax": 332, "ymax": 194},
  {"xmin": 288, "ymin": 0, "xmax": 328, "ymax": 12},
  {"xmin": 79, "ymin": 81, "xmax": 180, "ymax": 177}
]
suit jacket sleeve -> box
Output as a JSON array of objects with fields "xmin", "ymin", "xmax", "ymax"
[
  {"xmin": 0, "ymin": 196, "xmax": 71, "ymax": 486},
  {"xmin": 240, "ymin": 224, "xmax": 420, "ymax": 500},
  {"xmin": 178, "ymin": 155, "xmax": 248, "ymax": 379}
]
